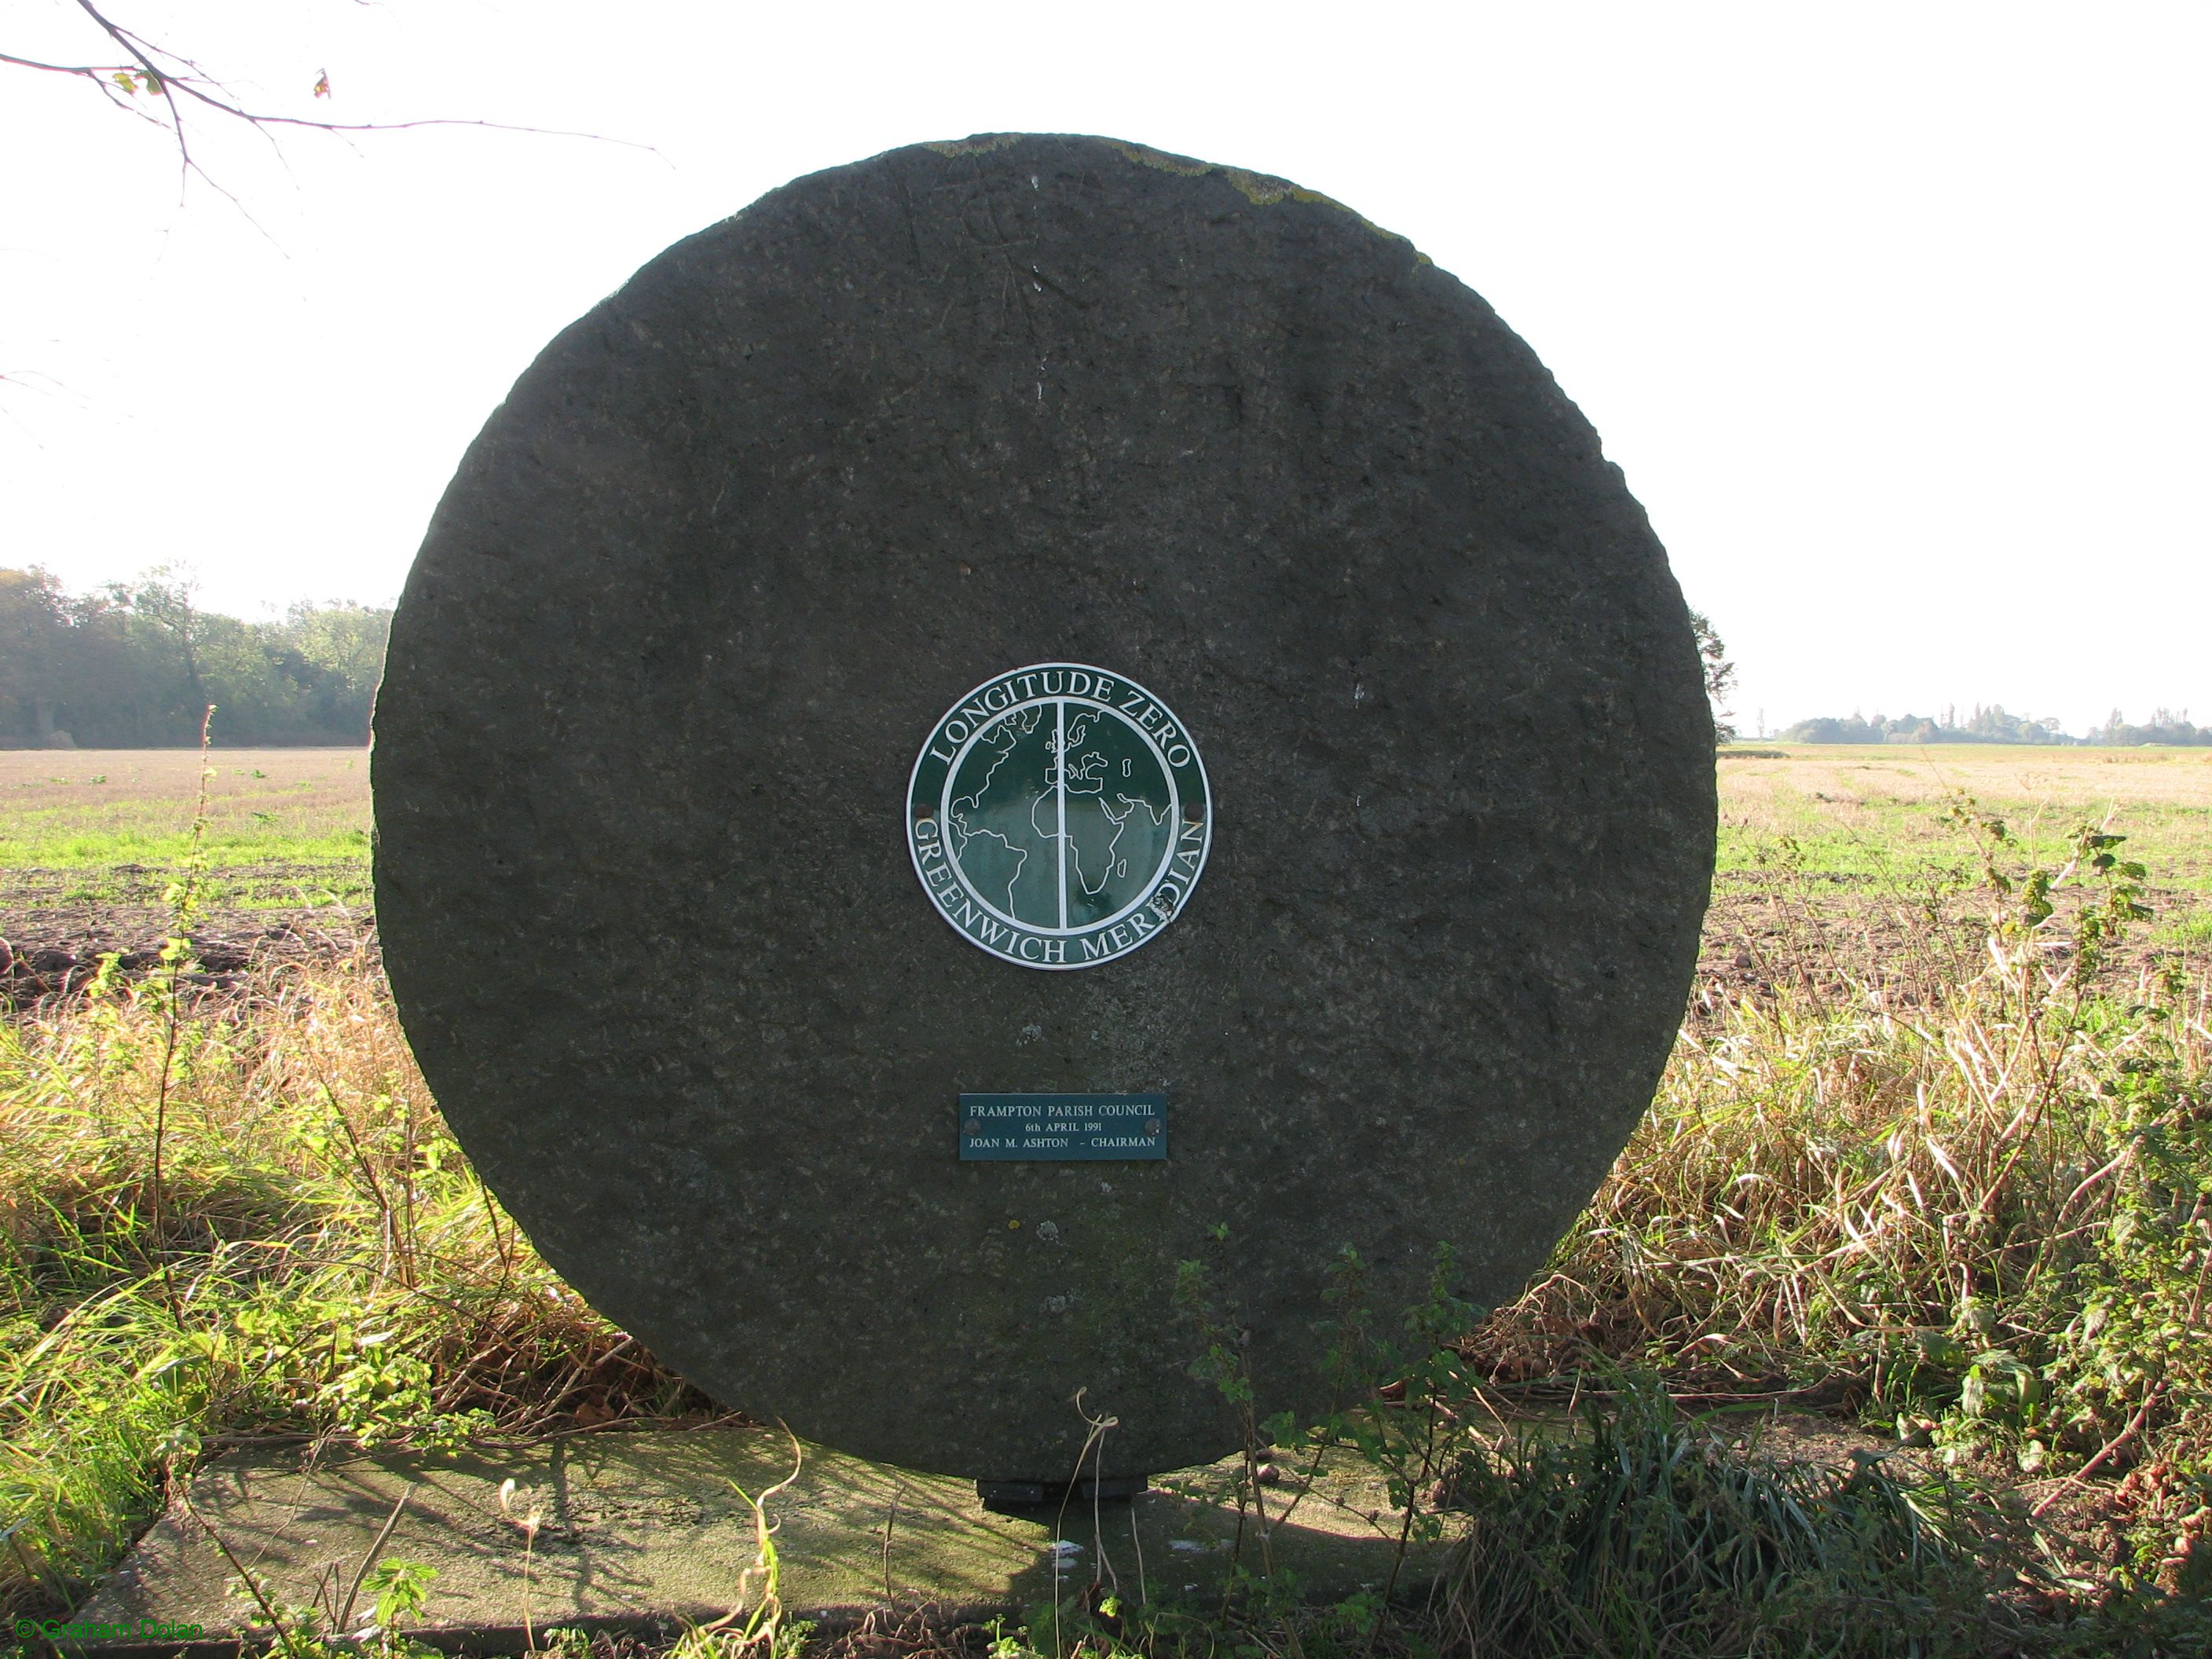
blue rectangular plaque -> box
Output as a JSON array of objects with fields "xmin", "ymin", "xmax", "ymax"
[{"xmin": 958, "ymin": 1093, "xmax": 1168, "ymax": 1161}]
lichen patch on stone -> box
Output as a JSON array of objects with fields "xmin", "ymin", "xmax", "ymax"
[{"xmin": 925, "ymin": 133, "xmax": 1023, "ymax": 157}]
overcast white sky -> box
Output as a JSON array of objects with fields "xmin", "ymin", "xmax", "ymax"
[{"xmin": 3, "ymin": 1, "xmax": 2205, "ymax": 735}]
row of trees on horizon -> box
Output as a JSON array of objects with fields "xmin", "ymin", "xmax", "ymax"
[
  {"xmin": 1778, "ymin": 705, "xmax": 2210, "ymax": 747},
  {"xmin": 4, "ymin": 566, "xmax": 2201, "ymax": 750},
  {"xmin": 0, "ymin": 567, "xmax": 390, "ymax": 749}
]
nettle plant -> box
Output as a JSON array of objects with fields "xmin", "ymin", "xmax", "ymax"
[{"xmin": 1925, "ymin": 808, "xmax": 2207, "ymax": 1453}]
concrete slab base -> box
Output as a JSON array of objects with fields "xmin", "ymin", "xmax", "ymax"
[{"xmin": 73, "ymin": 1428, "xmax": 1456, "ymax": 1653}]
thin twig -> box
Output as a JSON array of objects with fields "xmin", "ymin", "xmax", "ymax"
[
  {"xmin": 148, "ymin": 703, "xmax": 214, "ymax": 1317},
  {"xmin": 38, "ymin": 0, "xmax": 659, "ymax": 178},
  {"xmin": 881, "ymin": 1484, "xmax": 899, "ymax": 1605},
  {"xmin": 336, "ymin": 1483, "xmax": 413, "ymax": 1633},
  {"xmin": 2032, "ymin": 1383, "xmax": 2163, "ymax": 1519},
  {"xmin": 179, "ymin": 1485, "xmax": 298, "ymax": 1654},
  {"xmin": 1374, "ymin": 1386, "xmax": 1444, "ymax": 1637}
]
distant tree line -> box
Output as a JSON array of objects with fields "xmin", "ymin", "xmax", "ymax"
[
  {"xmin": 2082, "ymin": 709, "xmax": 2211, "ymax": 746},
  {"xmin": 0, "ymin": 567, "xmax": 389, "ymax": 747},
  {"xmin": 1781, "ymin": 704, "xmax": 2210, "ymax": 747}
]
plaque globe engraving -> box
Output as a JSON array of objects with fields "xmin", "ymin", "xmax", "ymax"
[{"xmin": 908, "ymin": 664, "xmax": 1210, "ymax": 969}]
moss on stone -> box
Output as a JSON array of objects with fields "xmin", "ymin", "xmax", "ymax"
[
  {"xmin": 925, "ymin": 133, "xmax": 1024, "ymax": 157},
  {"xmin": 1103, "ymin": 139, "xmax": 1411, "ymax": 247}
]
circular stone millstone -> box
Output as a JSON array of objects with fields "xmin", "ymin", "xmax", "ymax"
[{"xmin": 372, "ymin": 134, "xmax": 1716, "ymax": 1481}]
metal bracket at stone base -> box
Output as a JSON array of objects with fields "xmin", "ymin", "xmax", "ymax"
[
  {"xmin": 975, "ymin": 1473, "xmax": 1153, "ymax": 1512},
  {"xmin": 70, "ymin": 1426, "xmax": 1458, "ymax": 1653}
]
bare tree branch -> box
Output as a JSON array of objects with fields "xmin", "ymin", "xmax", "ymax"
[
  {"xmin": 0, "ymin": 49, "xmax": 137, "ymax": 75},
  {"xmin": 5, "ymin": 1, "xmax": 657, "ymax": 202}
]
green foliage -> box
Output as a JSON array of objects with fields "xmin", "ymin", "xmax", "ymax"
[
  {"xmin": 1481, "ymin": 810, "xmax": 2212, "ymax": 1630},
  {"xmin": 1785, "ymin": 702, "xmax": 2212, "ymax": 748},
  {"xmin": 1439, "ymin": 1374, "xmax": 1995, "ymax": 1659},
  {"xmin": 1179, "ymin": 1235, "xmax": 1486, "ymax": 1643},
  {"xmin": 1299, "ymin": 1243, "xmax": 1484, "ymax": 1554},
  {"xmin": 1689, "ymin": 609, "xmax": 1738, "ymax": 745},
  {"xmin": 0, "ymin": 564, "xmax": 389, "ymax": 746},
  {"xmin": 361, "ymin": 1557, "xmax": 437, "ymax": 1630},
  {"xmin": 0, "ymin": 962, "xmax": 662, "ymax": 1619},
  {"xmin": 2089, "ymin": 709, "xmax": 2212, "ymax": 748}
]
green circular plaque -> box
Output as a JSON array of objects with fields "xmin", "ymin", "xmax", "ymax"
[{"xmin": 908, "ymin": 664, "xmax": 1210, "ymax": 969}]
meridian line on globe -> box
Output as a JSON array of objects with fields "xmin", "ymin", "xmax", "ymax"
[
  {"xmin": 1056, "ymin": 698, "xmax": 1068, "ymax": 930},
  {"xmin": 937, "ymin": 696, "xmax": 1181, "ymax": 937}
]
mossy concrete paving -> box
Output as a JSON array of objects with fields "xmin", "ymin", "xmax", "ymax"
[{"xmin": 75, "ymin": 1427, "xmax": 1456, "ymax": 1651}]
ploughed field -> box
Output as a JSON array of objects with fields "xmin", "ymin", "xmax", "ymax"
[
  {"xmin": 5, "ymin": 744, "xmax": 2208, "ymax": 1001},
  {"xmin": 0, "ymin": 748, "xmax": 375, "ymax": 995}
]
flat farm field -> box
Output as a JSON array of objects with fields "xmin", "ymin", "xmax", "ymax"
[
  {"xmin": 0, "ymin": 748, "xmax": 373, "ymax": 966},
  {"xmin": 1718, "ymin": 744, "xmax": 2212, "ymax": 891},
  {"xmin": 5, "ymin": 742, "xmax": 2210, "ymax": 976}
]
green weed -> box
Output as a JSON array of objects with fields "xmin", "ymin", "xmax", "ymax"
[{"xmin": 2155, "ymin": 908, "xmax": 2212, "ymax": 951}]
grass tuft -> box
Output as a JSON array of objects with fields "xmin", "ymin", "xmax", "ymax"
[{"xmin": 1441, "ymin": 1375, "xmax": 1994, "ymax": 1658}]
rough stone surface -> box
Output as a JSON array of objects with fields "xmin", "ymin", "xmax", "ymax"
[
  {"xmin": 372, "ymin": 134, "xmax": 1716, "ymax": 1481},
  {"xmin": 77, "ymin": 1429, "xmax": 1447, "ymax": 1651}
]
